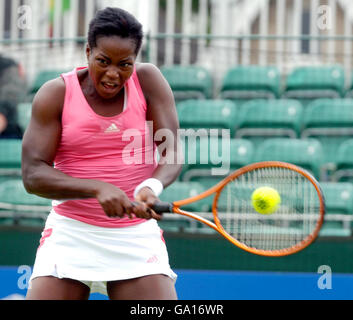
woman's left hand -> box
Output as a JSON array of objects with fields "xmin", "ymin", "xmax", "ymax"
[{"xmin": 134, "ymin": 187, "xmax": 162, "ymax": 220}]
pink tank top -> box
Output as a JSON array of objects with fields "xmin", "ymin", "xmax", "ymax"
[{"xmin": 53, "ymin": 67, "xmax": 157, "ymax": 227}]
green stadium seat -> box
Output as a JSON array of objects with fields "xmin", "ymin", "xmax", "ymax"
[
  {"xmin": 344, "ymin": 72, "xmax": 353, "ymax": 98},
  {"xmin": 29, "ymin": 69, "xmax": 68, "ymax": 94},
  {"xmin": 160, "ymin": 181, "xmax": 207, "ymax": 212},
  {"xmin": 0, "ymin": 139, "xmax": 22, "ymax": 169},
  {"xmin": 0, "ymin": 179, "xmax": 51, "ymax": 227},
  {"xmin": 220, "ymin": 65, "xmax": 281, "ymax": 105},
  {"xmin": 0, "ymin": 139, "xmax": 22, "ymax": 182},
  {"xmin": 160, "ymin": 65, "xmax": 213, "ymax": 101},
  {"xmin": 158, "ymin": 181, "xmax": 209, "ymax": 231},
  {"xmin": 319, "ymin": 182, "xmax": 353, "ymax": 237},
  {"xmin": 216, "ymin": 183, "xmax": 254, "ymax": 213},
  {"xmin": 177, "ymin": 99, "xmax": 238, "ymax": 137},
  {"xmin": 181, "ymin": 137, "xmax": 254, "ymax": 185},
  {"xmin": 16, "ymin": 103, "xmax": 32, "ymax": 132},
  {"xmin": 301, "ymin": 99, "xmax": 353, "ymax": 176},
  {"xmin": 254, "ymin": 138, "xmax": 323, "ymax": 179},
  {"xmin": 332, "ymin": 139, "xmax": 353, "ymax": 182},
  {"xmin": 321, "ymin": 182, "xmax": 353, "ymax": 214},
  {"xmin": 0, "ymin": 179, "xmax": 51, "ymax": 207},
  {"xmin": 283, "ymin": 65, "xmax": 345, "ymax": 105},
  {"xmin": 236, "ymin": 99, "xmax": 303, "ymax": 147},
  {"xmin": 0, "ymin": 139, "xmax": 22, "ymax": 223}
]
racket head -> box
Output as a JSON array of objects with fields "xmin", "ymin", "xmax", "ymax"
[{"xmin": 211, "ymin": 161, "xmax": 325, "ymax": 256}]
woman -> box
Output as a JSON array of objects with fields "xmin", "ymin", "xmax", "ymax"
[{"xmin": 22, "ymin": 7, "xmax": 182, "ymax": 300}]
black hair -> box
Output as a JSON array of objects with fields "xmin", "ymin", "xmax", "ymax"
[
  {"xmin": 0, "ymin": 54, "xmax": 17, "ymax": 74},
  {"xmin": 88, "ymin": 7, "xmax": 143, "ymax": 55}
]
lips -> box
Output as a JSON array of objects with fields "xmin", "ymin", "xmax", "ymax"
[
  {"xmin": 102, "ymin": 81, "xmax": 118, "ymax": 89},
  {"xmin": 101, "ymin": 81, "xmax": 119, "ymax": 94}
]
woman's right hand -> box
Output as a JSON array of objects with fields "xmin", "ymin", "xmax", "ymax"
[{"xmin": 95, "ymin": 181, "xmax": 154, "ymax": 220}]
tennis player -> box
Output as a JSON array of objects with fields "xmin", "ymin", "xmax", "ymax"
[{"xmin": 22, "ymin": 7, "xmax": 182, "ymax": 300}]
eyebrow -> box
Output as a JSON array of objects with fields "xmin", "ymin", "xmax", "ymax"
[
  {"xmin": 97, "ymin": 53, "xmax": 133, "ymax": 62},
  {"xmin": 97, "ymin": 53, "xmax": 111, "ymax": 60}
]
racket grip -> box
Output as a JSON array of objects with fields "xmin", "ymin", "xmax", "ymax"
[{"xmin": 151, "ymin": 202, "xmax": 173, "ymax": 214}]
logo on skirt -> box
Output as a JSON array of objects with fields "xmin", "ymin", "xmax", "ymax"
[{"xmin": 146, "ymin": 255, "xmax": 159, "ymax": 263}]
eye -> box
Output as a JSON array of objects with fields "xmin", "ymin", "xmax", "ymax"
[
  {"xmin": 120, "ymin": 62, "xmax": 133, "ymax": 69},
  {"xmin": 97, "ymin": 58, "xmax": 108, "ymax": 66}
]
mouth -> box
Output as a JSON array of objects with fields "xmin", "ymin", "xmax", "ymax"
[{"xmin": 101, "ymin": 81, "xmax": 119, "ymax": 93}]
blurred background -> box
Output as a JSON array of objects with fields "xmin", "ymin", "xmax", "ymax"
[{"xmin": 1, "ymin": 0, "xmax": 353, "ymax": 300}]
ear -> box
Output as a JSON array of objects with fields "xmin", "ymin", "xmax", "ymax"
[{"xmin": 86, "ymin": 44, "xmax": 91, "ymax": 60}]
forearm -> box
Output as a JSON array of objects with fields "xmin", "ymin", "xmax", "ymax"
[
  {"xmin": 22, "ymin": 162, "xmax": 102, "ymax": 200},
  {"xmin": 150, "ymin": 136, "xmax": 184, "ymax": 188},
  {"xmin": 152, "ymin": 146, "xmax": 183, "ymax": 188},
  {"xmin": 152, "ymin": 163, "xmax": 182, "ymax": 188}
]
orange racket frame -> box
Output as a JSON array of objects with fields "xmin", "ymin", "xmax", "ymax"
[{"xmin": 155, "ymin": 161, "xmax": 325, "ymax": 257}]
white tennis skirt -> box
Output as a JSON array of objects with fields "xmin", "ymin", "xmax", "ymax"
[{"xmin": 30, "ymin": 210, "xmax": 177, "ymax": 296}]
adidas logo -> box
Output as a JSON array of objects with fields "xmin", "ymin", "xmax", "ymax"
[
  {"xmin": 147, "ymin": 255, "xmax": 159, "ymax": 264},
  {"xmin": 104, "ymin": 123, "xmax": 120, "ymax": 133}
]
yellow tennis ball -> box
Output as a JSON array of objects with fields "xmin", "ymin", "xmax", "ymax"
[{"xmin": 251, "ymin": 186, "xmax": 281, "ymax": 214}]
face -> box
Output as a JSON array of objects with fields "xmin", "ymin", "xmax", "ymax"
[{"xmin": 86, "ymin": 35, "xmax": 137, "ymax": 99}]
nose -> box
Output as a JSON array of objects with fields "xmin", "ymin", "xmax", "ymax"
[{"xmin": 105, "ymin": 66, "xmax": 120, "ymax": 79}]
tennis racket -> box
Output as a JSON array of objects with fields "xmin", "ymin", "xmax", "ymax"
[{"xmin": 152, "ymin": 161, "xmax": 325, "ymax": 257}]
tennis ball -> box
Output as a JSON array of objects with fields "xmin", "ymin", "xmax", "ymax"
[{"xmin": 251, "ymin": 186, "xmax": 281, "ymax": 215}]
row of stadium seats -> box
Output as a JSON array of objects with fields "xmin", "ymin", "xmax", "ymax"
[
  {"xmin": 159, "ymin": 180, "xmax": 353, "ymax": 237},
  {"xmin": 2, "ymin": 135, "xmax": 353, "ymax": 183},
  {"xmin": 176, "ymin": 98, "xmax": 353, "ymax": 170},
  {"xmin": 26, "ymin": 64, "xmax": 352, "ymax": 104},
  {"xmin": 0, "ymin": 178, "xmax": 50, "ymax": 228},
  {"xmin": 179, "ymin": 136, "xmax": 353, "ymax": 183},
  {"xmin": 160, "ymin": 64, "xmax": 352, "ymax": 104},
  {"xmin": 0, "ymin": 138, "xmax": 352, "ymax": 236},
  {"xmin": 15, "ymin": 97, "xmax": 353, "ymax": 154},
  {"xmin": 177, "ymin": 97, "xmax": 353, "ymax": 135},
  {"xmin": 0, "ymin": 177, "xmax": 352, "ymax": 237}
]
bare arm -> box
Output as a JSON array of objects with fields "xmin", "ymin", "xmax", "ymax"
[
  {"xmin": 22, "ymin": 78, "xmax": 98, "ymax": 199},
  {"xmin": 134, "ymin": 64, "xmax": 182, "ymax": 212},
  {"xmin": 137, "ymin": 63, "xmax": 183, "ymax": 187}
]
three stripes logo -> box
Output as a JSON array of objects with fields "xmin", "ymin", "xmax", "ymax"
[
  {"xmin": 146, "ymin": 255, "xmax": 159, "ymax": 264},
  {"xmin": 104, "ymin": 123, "xmax": 120, "ymax": 133}
]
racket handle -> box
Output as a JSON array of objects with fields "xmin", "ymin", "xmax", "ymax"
[{"xmin": 151, "ymin": 202, "xmax": 173, "ymax": 214}]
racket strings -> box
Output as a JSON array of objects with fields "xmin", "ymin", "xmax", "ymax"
[{"xmin": 216, "ymin": 167, "xmax": 321, "ymax": 251}]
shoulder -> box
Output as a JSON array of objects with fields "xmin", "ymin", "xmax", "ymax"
[
  {"xmin": 135, "ymin": 62, "xmax": 161, "ymax": 77},
  {"xmin": 32, "ymin": 77, "xmax": 65, "ymax": 121},
  {"xmin": 135, "ymin": 63, "xmax": 165, "ymax": 88},
  {"xmin": 135, "ymin": 63, "xmax": 172, "ymax": 102},
  {"xmin": 35, "ymin": 76, "xmax": 66, "ymax": 101}
]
